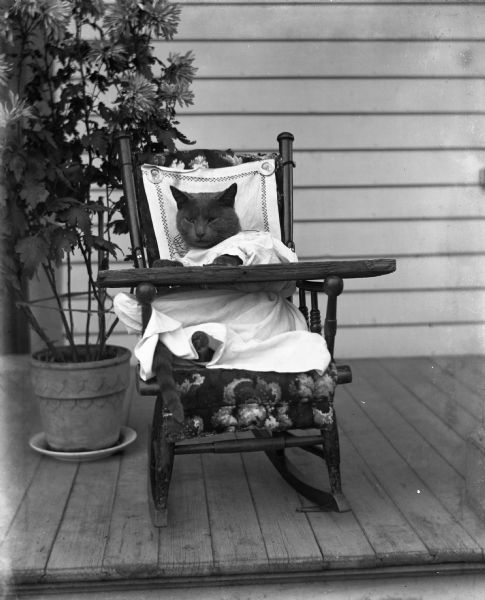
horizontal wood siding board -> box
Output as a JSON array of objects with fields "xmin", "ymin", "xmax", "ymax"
[
  {"xmin": 188, "ymin": 79, "xmax": 485, "ymax": 113},
  {"xmin": 292, "ymin": 187, "xmax": 485, "ymax": 220},
  {"xmin": 334, "ymin": 324, "xmax": 485, "ymax": 358},
  {"xmin": 327, "ymin": 289, "xmax": 485, "ymax": 326},
  {"xmin": 294, "ymin": 220, "xmax": 485, "ymax": 256},
  {"xmin": 177, "ymin": 114, "xmax": 485, "ymax": 149},
  {"xmin": 174, "ymin": 5, "xmax": 485, "ymax": 40},
  {"xmin": 293, "ymin": 151, "xmax": 485, "ymax": 186},
  {"xmin": 162, "ymin": 41, "xmax": 485, "ymax": 77}
]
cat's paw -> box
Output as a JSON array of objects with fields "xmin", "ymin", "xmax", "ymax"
[
  {"xmin": 210, "ymin": 254, "xmax": 243, "ymax": 266},
  {"xmin": 152, "ymin": 259, "xmax": 183, "ymax": 267},
  {"xmin": 191, "ymin": 331, "xmax": 214, "ymax": 362}
]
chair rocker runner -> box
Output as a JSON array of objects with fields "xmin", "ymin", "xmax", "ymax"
[{"xmin": 97, "ymin": 132, "xmax": 396, "ymax": 526}]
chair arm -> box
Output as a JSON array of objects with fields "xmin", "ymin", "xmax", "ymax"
[{"xmin": 97, "ymin": 258, "xmax": 396, "ymax": 289}]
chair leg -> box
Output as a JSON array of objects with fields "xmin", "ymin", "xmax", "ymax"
[
  {"xmin": 320, "ymin": 416, "xmax": 350, "ymax": 512},
  {"xmin": 148, "ymin": 394, "xmax": 175, "ymax": 527}
]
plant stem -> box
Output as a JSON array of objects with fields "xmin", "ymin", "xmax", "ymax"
[{"xmin": 42, "ymin": 263, "xmax": 78, "ymax": 360}]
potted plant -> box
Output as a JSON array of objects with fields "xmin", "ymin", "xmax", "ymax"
[{"xmin": 0, "ymin": 0, "xmax": 196, "ymax": 451}]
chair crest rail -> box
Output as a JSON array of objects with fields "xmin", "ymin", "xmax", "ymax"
[{"xmin": 97, "ymin": 258, "xmax": 396, "ymax": 288}]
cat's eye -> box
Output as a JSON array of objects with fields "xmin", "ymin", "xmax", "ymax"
[
  {"xmin": 207, "ymin": 217, "xmax": 217, "ymax": 223},
  {"xmin": 185, "ymin": 217, "xmax": 195, "ymax": 224}
]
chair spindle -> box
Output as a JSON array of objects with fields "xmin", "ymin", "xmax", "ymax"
[
  {"xmin": 298, "ymin": 288, "xmax": 309, "ymax": 326},
  {"xmin": 323, "ymin": 276, "xmax": 344, "ymax": 359},
  {"xmin": 310, "ymin": 291, "xmax": 322, "ymax": 334}
]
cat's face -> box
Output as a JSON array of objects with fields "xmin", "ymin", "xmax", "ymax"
[{"xmin": 171, "ymin": 183, "xmax": 241, "ymax": 249}]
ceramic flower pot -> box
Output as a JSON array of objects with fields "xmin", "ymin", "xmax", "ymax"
[{"xmin": 30, "ymin": 345, "xmax": 131, "ymax": 452}]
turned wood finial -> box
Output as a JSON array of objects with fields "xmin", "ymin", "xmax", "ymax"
[
  {"xmin": 323, "ymin": 275, "xmax": 344, "ymax": 297},
  {"xmin": 136, "ymin": 282, "xmax": 157, "ymax": 304},
  {"xmin": 277, "ymin": 131, "xmax": 295, "ymax": 142}
]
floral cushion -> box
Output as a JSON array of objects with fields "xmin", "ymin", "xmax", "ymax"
[{"xmin": 167, "ymin": 362, "xmax": 338, "ymax": 440}]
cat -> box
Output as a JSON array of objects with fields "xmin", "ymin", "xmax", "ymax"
[
  {"xmin": 151, "ymin": 184, "xmax": 243, "ymax": 414},
  {"xmin": 153, "ymin": 183, "xmax": 243, "ymax": 268}
]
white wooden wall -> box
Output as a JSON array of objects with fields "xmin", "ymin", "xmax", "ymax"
[{"xmin": 64, "ymin": 0, "xmax": 485, "ymax": 360}]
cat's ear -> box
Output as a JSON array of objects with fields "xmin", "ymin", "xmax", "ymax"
[
  {"xmin": 217, "ymin": 183, "xmax": 238, "ymax": 207},
  {"xmin": 170, "ymin": 186, "xmax": 189, "ymax": 209}
]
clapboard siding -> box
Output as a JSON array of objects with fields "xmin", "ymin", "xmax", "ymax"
[
  {"xmin": 163, "ymin": 41, "xmax": 485, "ymax": 77},
  {"xmin": 64, "ymin": 1, "xmax": 485, "ymax": 358},
  {"xmin": 174, "ymin": 5, "xmax": 485, "ymax": 40},
  {"xmin": 178, "ymin": 115, "xmax": 485, "ymax": 148},
  {"xmin": 190, "ymin": 79, "xmax": 485, "ymax": 113}
]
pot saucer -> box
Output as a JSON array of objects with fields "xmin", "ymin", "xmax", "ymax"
[{"xmin": 29, "ymin": 426, "xmax": 137, "ymax": 462}]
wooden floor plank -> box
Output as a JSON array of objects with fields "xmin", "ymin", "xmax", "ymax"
[
  {"xmin": 0, "ymin": 357, "xmax": 43, "ymax": 542},
  {"xmin": 46, "ymin": 458, "xmax": 121, "ymax": 580},
  {"xmin": 4, "ymin": 355, "xmax": 485, "ymax": 591},
  {"xmin": 102, "ymin": 395, "xmax": 159, "ymax": 579},
  {"xmin": 349, "ymin": 362, "xmax": 485, "ymax": 550},
  {"xmin": 338, "ymin": 385, "xmax": 482, "ymax": 562},
  {"xmin": 338, "ymin": 428, "xmax": 431, "ymax": 566},
  {"xmin": 158, "ymin": 453, "xmax": 215, "ymax": 576},
  {"xmin": 0, "ymin": 459, "xmax": 79, "ymax": 583},
  {"xmin": 305, "ymin": 507, "xmax": 377, "ymax": 569},
  {"xmin": 406, "ymin": 357, "xmax": 483, "ymax": 422},
  {"xmin": 432, "ymin": 356, "xmax": 485, "ymax": 421},
  {"xmin": 283, "ymin": 445, "xmax": 377, "ymax": 569},
  {"xmin": 239, "ymin": 442, "xmax": 324, "ymax": 571},
  {"xmin": 202, "ymin": 444, "xmax": 269, "ymax": 573},
  {"xmin": 380, "ymin": 358, "xmax": 477, "ymax": 442},
  {"xmin": 354, "ymin": 360, "xmax": 466, "ymax": 474}
]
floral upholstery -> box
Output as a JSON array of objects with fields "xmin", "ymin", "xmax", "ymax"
[
  {"xmin": 164, "ymin": 361, "xmax": 338, "ymax": 440},
  {"xmin": 138, "ymin": 147, "xmax": 278, "ymax": 170}
]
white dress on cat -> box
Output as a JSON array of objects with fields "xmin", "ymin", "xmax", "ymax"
[{"xmin": 113, "ymin": 231, "xmax": 331, "ymax": 380}]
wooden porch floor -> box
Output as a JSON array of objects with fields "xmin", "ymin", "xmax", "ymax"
[{"xmin": 2, "ymin": 355, "xmax": 485, "ymax": 596}]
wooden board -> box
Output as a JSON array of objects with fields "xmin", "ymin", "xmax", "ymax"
[
  {"xmin": 338, "ymin": 429, "xmax": 430, "ymax": 565},
  {"xmin": 293, "ymin": 186, "xmax": 485, "ymax": 220},
  {"xmin": 157, "ymin": 453, "xmax": 215, "ymax": 576},
  {"xmin": 351, "ymin": 359, "xmax": 485, "ymax": 549},
  {"xmin": 238, "ymin": 438, "xmax": 324, "ymax": 570},
  {"xmin": 1, "ymin": 460, "xmax": 79, "ymax": 582},
  {"xmin": 163, "ymin": 41, "xmax": 485, "ymax": 77},
  {"xmin": 188, "ymin": 79, "xmax": 485, "ymax": 114},
  {"xmin": 46, "ymin": 459, "xmax": 121, "ymax": 579},
  {"xmin": 5, "ymin": 356, "xmax": 485, "ymax": 592},
  {"xmin": 380, "ymin": 359, "xmax": 478, "ymax": 441},
  {"xmin": 201, "ymin": 444, "xmax": 269, "ymax": 573},
  {"xmin": 174, "ymin": 5, "xmax": 485, "ymax": 40},
  {"xmin": 338, "ymin": 385, "xmax": 482, "ymax": 561},
  {"xmin": 404, "ymin": 357, "xmax": 484, "ymax": 422},
  {"xmin": 102, "ymin": 394, "xmax": 160, "ymax": 579},
  {"xmin": 334, "ymin": 323, "xmax": 485, "ymax": 359},
  {"xmin": 295, "ymin": 220, "xmax": 485, "ymax": 256},
  {"xmin": 178, "ymin": 114, "xmax": 485, "ymax": 149},
  {"xmin": 0, "ymin": 357, "xmax": 43, "ymax": 542},
  {"xmin": 310, "ymin": 289, "xmax": 485, "ymax": 327}
]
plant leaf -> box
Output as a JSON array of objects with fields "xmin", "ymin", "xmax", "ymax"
[
  {"xmin": 20, "ymin": 182, "xmax": 49, "ymax": 208},
  {"xmin": 15, "ymin": 236, "xmax": 49, "ymax": 278},
  {"xmin": 59, "ymin": 205, "xmax": 92, "ymax": 233}
]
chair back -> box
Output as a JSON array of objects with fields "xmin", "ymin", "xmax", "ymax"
[{"xmin": 118, "ymin": 133, "xmax": 295, "ymax": 268}]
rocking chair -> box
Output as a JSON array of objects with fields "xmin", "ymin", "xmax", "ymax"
[{"xmin": 97, "ymin": 132, "xmax": 396, "ymax": 526}]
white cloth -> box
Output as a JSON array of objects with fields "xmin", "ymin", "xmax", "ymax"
[
  {"xmin": 142, "ymin": 158, "xmax": 281, "ymax": 260},
  {"xmin": 113, "ymin": 232, "xmax": 331, "ymax": 380}
]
